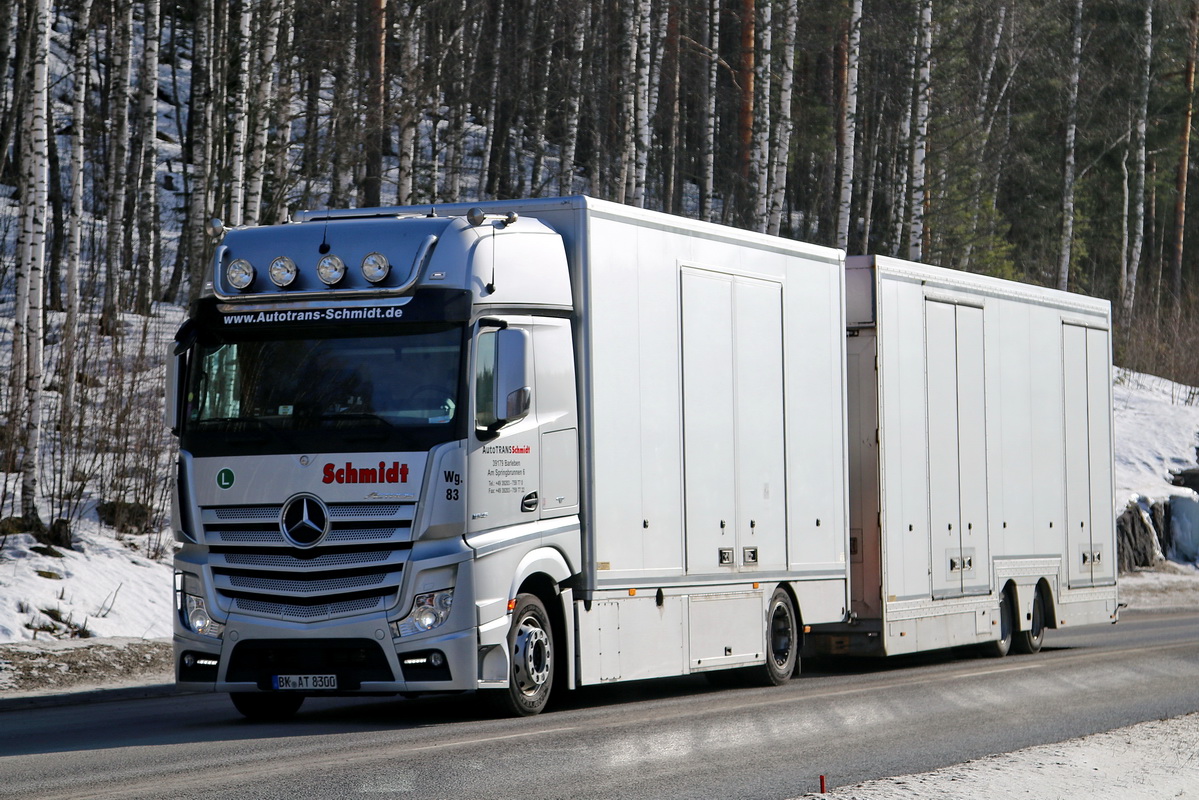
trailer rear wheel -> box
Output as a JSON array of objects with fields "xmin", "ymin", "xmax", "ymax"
[
  {"xmin": 759, "ymin": 588, "xmax": 798, "ymax": 685},
  {"xmin": 230, "ymin": 692, "xmax": 304, "ymax": 721},
  {"xmin": 1013, "ymin": 588, "xmax": 1046, "ymax": 654},
  {"xmin": 493, "ymin": 593, "xmax": 554, "ymax": 716},
  {"xmin": 981, "ymin": 587, "xmax": 1014, "ymax": 658}
]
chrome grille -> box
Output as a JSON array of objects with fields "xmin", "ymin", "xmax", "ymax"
[{"xmin": 201, "ymin": 502, "xmax": 414, "ymax": 623}]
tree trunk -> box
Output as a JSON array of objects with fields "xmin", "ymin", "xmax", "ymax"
[
  {"xmin": 186, "ymin": 0, "xmax": 213, "ymax": 305},
  {"xmin": 701, "ymin": 0, "xmax": 720, "ymax": 222},
  {"xmin": 750, "ymin": 0, "xmax": 772, "ymax": 230},
  {"xmin": 767, "ymin": 0, "xmax": 799, "ymax": 236},
  {"xmin": 269, "ymin": 0, "xmax": 296, "ymax": 223},
  {"xmin": 20, "ymin": 0, "xmax": 50, "ymax": 526},
  {"xmin": 908, "ymin": 0, "xmax": 933, "ymax": 262},
  {"xmin": 246, "ymin": 0, "xmax": 283, "ymax": 223},
  {"xmin": 62, "ymin": 0, "xmax": 93, "ymax": 422},
  {"xmin": 560, "ymin": 2, "xmax": 588, "ymax": 196},
  {"xmin": 1057, "ymin": 0, "xmax": 1083, "ymax": 291},
  {"xmin": 836, "ymin": 0, "xmax": 863, "ymax": 251},
  {"xmin": 891, "ymin": 25, "xmax": 918, "ymax": 256},
  {"xmin": 136, "ymin": 0, "xmax": 161, "ymax": 316},
  {"xmin": 363, "ymin": 0, "xmax": 386, "ymax": 207},
  {"xmin": 1171, "ymin": 0, "xmax": 1198, "ymax": 305},
  {"xmin": 736, "ymin": 0, "xmax": 755, "ymax": 220},
  {"xmin": 1123, "ymin": 0, "xmax": 1153, "ymax": 317},
  {"xmin": 100, "ymin": 0, "xmax": 134, "ymax": 335},
  {"xmin": 227, "ymin": 0, "xmax": 252, "ymax": 225}
]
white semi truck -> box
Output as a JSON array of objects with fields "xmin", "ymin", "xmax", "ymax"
[{"xmin": 168, "ymin": 196, "xmax": 1118, "ymax": 719}]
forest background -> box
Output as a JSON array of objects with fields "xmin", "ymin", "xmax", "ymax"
[{"xmin": 1, "ymin": 0, "xmax": 1197, "ymax": 538}]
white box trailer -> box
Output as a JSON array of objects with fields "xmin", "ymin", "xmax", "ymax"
[
  {"xmin": 170, "ymin": 197, "xmax": 1116, "ymax": 720},
  {"xmin": 808, "ymin": 255, "xmax": 1119, "ymax": 658}
]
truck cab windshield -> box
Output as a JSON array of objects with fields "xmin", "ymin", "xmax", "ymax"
[{"xmin": 180, "ymin": 323, "xmax": 465, "ymax": 456}]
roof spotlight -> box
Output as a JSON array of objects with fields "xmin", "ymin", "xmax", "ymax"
[
  {"xmin": 226, "ymin": 259, "xmax": 255, "ymax": 290},
  {"xmin": 317, "ymin": 254, "xmax": 346, "ymax": 285}
]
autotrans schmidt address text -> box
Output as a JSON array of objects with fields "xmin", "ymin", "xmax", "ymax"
[{"xmin": 221, "ymin": 307, "xmax": 403, "ymax": 325}]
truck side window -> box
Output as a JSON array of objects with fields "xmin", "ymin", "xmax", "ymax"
[{"xmin": 475, "ymin": 330, "xmax": 497, "ymax": 430}]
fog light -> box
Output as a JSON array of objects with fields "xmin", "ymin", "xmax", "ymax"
[{"xmin": 429, "ymin": 651, "xmax": 445, "ymax": 667}]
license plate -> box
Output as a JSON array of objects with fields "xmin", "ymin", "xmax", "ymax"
[{"xmin": 272, "ymin": 674, "xmax": 337, "ymax": 690}]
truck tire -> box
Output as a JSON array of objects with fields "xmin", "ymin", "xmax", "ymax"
[
  {"xmin": 493, "ymin": 593, "xmax": 554, "ymax": 716},
  {"xmin": 1013, "ymin": 588, "xmax": 1046, "ymax": 654},
  {"xmin": 230, "ymin": 692, "xmax": 305, "ymax": 721},
  {"xmin": 981, "ymin": 587, "xmax": 1014, "ymax": 658},
  {"xmin": 759, "ymin": 588, "xmax": 798, "ymax": 685}
]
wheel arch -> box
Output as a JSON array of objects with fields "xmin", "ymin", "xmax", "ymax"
[{"xmin": 511, "ymin": 547, "xmax": 574, "ymax": 693}]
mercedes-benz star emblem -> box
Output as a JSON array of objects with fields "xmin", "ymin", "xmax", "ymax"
[{"xmin": 280, "ymin": 494, "xmax": 330, "ymax": 547}]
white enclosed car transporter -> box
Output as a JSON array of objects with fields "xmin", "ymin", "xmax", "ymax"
[
  {"xmin": 805, "ymin": 255, "xmax": 1119, "ymax": 658},
  {"xmin": 168, "ymin": 197, "xmax": 1116, "ymax": 720}
]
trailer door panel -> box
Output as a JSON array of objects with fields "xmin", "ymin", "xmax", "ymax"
[
  {"xmin": 1063, "ymin": 323, "xmax": 1114, "ymax": 587},
  {"xmin": 681, "ymin": 271, "xmax": 738, "ymax": 574},
  {"xmin": 681, "ymin": 269, "xmax": 786, "ymax": 574},
  {"xmin": 926, "ymin": 300, "xmax": 989, "ymax": 598},
  {"xmin": 733, "ymin": 279, "xmax": 786, "ymax": 571}
]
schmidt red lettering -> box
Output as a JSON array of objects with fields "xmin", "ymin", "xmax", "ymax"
[{"xmin": 322, "ymin": 461, "xmax": 409, "ymax": 484}]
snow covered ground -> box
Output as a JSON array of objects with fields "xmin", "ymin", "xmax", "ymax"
[{"xmin": 792, "ymin": 710, "xmax": 1199, "ymax": 799}]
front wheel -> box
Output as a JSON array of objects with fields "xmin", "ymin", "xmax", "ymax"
[
  {"xmin": 493, "ymin": 593, "xmax": 555, "ymax": 716},
  {"xmin": 230, "ymin": 692, "xmax": 304, "ymax": 721},
  {"xmin": 757, "ymin": 588, "xmax": 799, "ymax": 686}
]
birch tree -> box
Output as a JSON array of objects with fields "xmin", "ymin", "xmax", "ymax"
[
  {"xmin": 62, "ymin": 0, "xmax": 94, "ymax": 421},
  {"xmin": 1171, "ymin": 0, "xmax": 1199, "ymax": 305},
  {"xmin": 750, "ymin": 0, "xmax": 772, "ymax": 231},
  {"xmin": 1122, "ymin": 0, "xmax": 1153, "ymax": 317},
  {"xmin": 185, "ymin": 0, "xmax": 213, "ymax": 304},
  {"xmin": 701, "ymin": 0, "xmax": 721, "ymax": 222},
  {"xmin": 136, "ymin": 0, "xmax": 162, "ymax": 315},
  {"xmin": 559, "ymin": 3, "xmax": 588, "ymax": 195},
  {"xmin": 908, "ymin": 0, "xmax": 933, "ymax": 262},
  {"xmin": 836, "ymin": 0, "xmax": 863, "ymax": 251},
  {"xmin": 246, "ymin": 0, "xmax": 283, "ymax": 223},
  {"xmin": 20, "ymin": 0, "xmax": 50, "ymax": 526},
  {"xmin": 1056, "ymin": 0, "xmax": 1082, "ymax": 292},
  {"xmin": 631, "ymin": 0, "xmax": 654, "ymax": 206},
  {"xmin": 363, "ymin": 0, "xmax": 386, "ymax": 208},
  {"xmin": 767, "ymin": 0, "xmax": 800, "ymax": 236},
  {"xmin": 227, "ymin": 0, "xmax": 252, "ymax": 226},
  {"xmin": 100, "ymin": 0, "xmax": 134, "ymax": 334}
]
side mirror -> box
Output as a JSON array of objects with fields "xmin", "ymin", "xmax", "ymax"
[
  {"xmin": 476, "ymin": 326, "xmax": 531, "ymax": 436},
  {"xmin": 493, "ymin": 328, "xmax": 532, "ymax": 426},
  {"xmin": 164, "ymin": 350, "xmax": 184, "ymax": 434}
]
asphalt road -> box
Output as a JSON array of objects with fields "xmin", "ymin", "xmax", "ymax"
[{"xmin": 1, "ymin": 609, "xmax": 1197, "ymax": 800}]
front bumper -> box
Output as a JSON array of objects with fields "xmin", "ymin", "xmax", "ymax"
[{"xmin": 175, "ymin": 614, "xmax": 479, "ymax": 694}]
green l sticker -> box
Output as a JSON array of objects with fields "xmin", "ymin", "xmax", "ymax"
[{"xmin": 216, "ymin": 468, "xmax": 235, "ymax": 489}]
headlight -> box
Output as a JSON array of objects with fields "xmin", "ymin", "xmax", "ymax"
[
  {"xmin": 361, "ymin": 252, "xmax": 390, "ymax": 283},
  {"xmin": 316, "ymin": 254, "xmax": 346, "ymax": 284},
  {"xmin": 184, "ymin": 594, "xmax": 225, "ymax": 638},
  {"xmin": 269, "ymin": 256, "xmax": 297, "ymax": 286},
  {"xmin": 226, "ymin": 259, "xmax": 255, "ymax": 290},
  {"xmin": 393, "ymin": 589, "xmax": 454, "ymax": 637}
]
